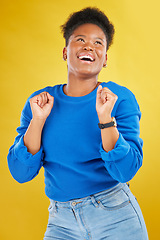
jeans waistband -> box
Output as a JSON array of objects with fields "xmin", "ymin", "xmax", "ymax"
[{"xmin": 50, "ymin": 183, "xmax": 130, "ymax": 210}]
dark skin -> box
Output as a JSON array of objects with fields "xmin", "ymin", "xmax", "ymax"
[
  {"xmin": 24, "ymin": 23, "xmax": 119, "ymax": 155},
  {"xmin": 62, "ymin": 23, "xmax": 108, "ymax": 97}
]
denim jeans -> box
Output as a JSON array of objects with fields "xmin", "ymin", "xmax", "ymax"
[{"xmin": 44, "ymin": 183, "xmax": 148, "ymax": 240}]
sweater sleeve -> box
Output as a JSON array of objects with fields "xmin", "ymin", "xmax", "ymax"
[
  {"xmin": 100, "ymin": 88, "xmax": 143, "ymax": 183},
  {"xmin": 7, "ymin": 98, "xmax": 44, "ymax": 183}
]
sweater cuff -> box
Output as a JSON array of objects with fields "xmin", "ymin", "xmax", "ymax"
[
  {"xmin": 100, "ymin": 132, "xmax": 130, "ymax": 162},
  {"xmin": 14, "ymin": 136, "xmax": 44, "ymax": 167}
]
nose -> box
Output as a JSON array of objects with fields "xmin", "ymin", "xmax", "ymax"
[{"xmin": 83, "ymin": 43, "xmax": 93, "ymax": 51}]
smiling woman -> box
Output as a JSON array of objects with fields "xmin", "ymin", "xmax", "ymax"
[
  {"xmin": 62, "ymin": 23, "xmax": 108, "ymax": 94},
  {"xmin": 7, "ymin": 7, "xmax": 148, "ymax": 240}
]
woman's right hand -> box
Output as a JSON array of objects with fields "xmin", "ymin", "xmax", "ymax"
[{"xmin": 30, "ymin": 92, "xmax": 54, "ymax": 121}]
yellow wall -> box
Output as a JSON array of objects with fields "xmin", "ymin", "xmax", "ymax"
[{"xmin": 1, "ymin": 0, "xmax": 159, "ymax": 239}]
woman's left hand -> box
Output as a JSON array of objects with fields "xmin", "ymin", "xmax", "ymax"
[{"xmin": 96, "ymin": 85, "xmax": 118, "ymax": 123}]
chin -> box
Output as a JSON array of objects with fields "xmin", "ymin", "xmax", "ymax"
[{"xmin": 76, "ymin": 67, "xmax": 99, "ymax": 77}]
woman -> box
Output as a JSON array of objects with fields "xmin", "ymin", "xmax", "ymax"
[{"xmin": 7, "ymin": 7, "xmax": 148, "ymax": 240}]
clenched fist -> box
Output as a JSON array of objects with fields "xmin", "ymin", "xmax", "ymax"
[
  {"xmin": 96, "ymin": 85, "xmax": 118, "ymax": 123},
  {"xmin": 30, "ymin": 92, "xmax": 54, "ymax": 121}
]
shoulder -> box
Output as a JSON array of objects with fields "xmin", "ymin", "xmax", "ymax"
[
  {"xmin": 21, "ymin": 84, "xmax": 62, "ymax": 121},
  {"xmin": 102, "ymin": 81, "xmax": 141, "ymax": 117},
  {"xmin": 102, "ymin": 81, "xmax": 136, "ymax": 101},
  {"xmin": 28, "ymin": 84, "xmax": 62, "ymax": 99}
]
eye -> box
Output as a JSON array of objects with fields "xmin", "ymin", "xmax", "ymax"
[
  {"xmin": 77, "ymin": 38, "xmax": 85, "ymax": 42},
  {"xmin": 95, "ymin": 41, "xmax": 102, "ymax": 45}
]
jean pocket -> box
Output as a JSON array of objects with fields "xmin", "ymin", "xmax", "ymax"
[
  {"xmin": 48, "ymin": 203, "xmax": 56, "ymax": 217},
  {"xmin": 97, "ymin": 189, "xmax": 130, "ymax": 211}
]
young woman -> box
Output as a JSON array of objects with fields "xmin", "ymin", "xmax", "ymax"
[{"xmin": 7, "ymin": 7, "xmax": 148, "ymax": 240}]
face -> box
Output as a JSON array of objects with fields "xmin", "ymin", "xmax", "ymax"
[{"xmin": 63, "ymin": 23, "xmax": 107, "ymax": 78}]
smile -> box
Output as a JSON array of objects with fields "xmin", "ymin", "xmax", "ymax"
[{"xmin": 77, "ymin": 53, "xmax": 95, "ymax": 62}]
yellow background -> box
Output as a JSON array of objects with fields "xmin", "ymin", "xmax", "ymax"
[{"xmin": 1, "ymin": 0, "xmax": 159, "ymax": 239}]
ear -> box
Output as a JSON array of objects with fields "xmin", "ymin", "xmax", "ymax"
[
  {"xmin": 103, "ymin": 53, "xmax": 108, "ymax": 67},
  {"xmin": 63, "ymin": 47, "xmax": 67, "ymax": 61}
]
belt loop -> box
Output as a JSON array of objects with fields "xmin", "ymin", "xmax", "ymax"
[
  {"xmin": 90, "ymin": 195, "xmax": 99, "ymax": 208},
  {"xmin": 52, "ymin": 200, "xmax": 58, "ymax": 213}
]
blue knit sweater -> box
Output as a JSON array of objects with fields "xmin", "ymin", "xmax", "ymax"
[{"xmin": 7, "ymin": 81, "xmax": 143, "ymax": 201}]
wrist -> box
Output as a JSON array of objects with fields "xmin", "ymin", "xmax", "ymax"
[
  {"xmin": 98, "ymin": 116, "xmax": 112, "ymax": 124},
  {"xmin": 98, "ymin": 117, "xmax": 117, "ymax": 129},
  {"xmin": 31, "ymin": 117, "xmax": 46, "ymax": 127}
]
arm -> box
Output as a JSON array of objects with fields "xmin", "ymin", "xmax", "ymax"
[
  {"xmin": 7, "ymin": 92, "xmax": 54, "ymax": 183},
  {"xmin": 7, "ymin": 114, "xmax": 44, "ymax": 183},
  {"xmin": 96, "ymin": 85, "xmax": 119, "ymax": 152},
  {"xmin": 96, "ymin": 85, "xmax": 143, "ymax": 183},
  {"xmin": 24, "ymin": 92, "xmax": 54, "ymax": 154}
]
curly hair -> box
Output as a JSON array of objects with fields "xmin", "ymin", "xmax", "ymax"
[{"xmin": 60, "ymin": 7, "xmax": 115, "ymax": 50}]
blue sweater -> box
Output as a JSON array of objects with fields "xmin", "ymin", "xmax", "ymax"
[{"xmin": 7, "ymin": 81, "xmax": 143, "ymax": 201}]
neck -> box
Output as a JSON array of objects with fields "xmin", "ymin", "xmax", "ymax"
[{"xmin": 64, "ymin": 74, "xmax": 100, "ymax": 97}]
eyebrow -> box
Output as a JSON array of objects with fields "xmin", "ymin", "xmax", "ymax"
[
  {"xmin": 74, "ymin": 35, "xmax": 105, "ymax": 42},
  {"xmin": 74, "ymin": 35, "xmax": 86, "ymax": 38},
  {"xmin": 95, "ymin": 37, "xmax": 104, "ymax": 43}
]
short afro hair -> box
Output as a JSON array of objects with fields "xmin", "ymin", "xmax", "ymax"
[{"xmin": 60, "ymin": 7, "xmax": 115, "ymax": 50}]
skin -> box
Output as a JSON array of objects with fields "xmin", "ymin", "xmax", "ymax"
[
  {"xmin": 62, "ymin": 23, "xmax": 107, "ymax": 97},
  {"xmin": 24, "ymin": 23, "xmax": 119, "ymax": 154}
]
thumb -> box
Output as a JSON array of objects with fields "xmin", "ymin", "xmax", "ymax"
[
  {"xmin": 96, "ymin": 85, "xmax": 103, "ymax": 100},
  {"xmin": 46, "ymin": 93, "xmax": 54, "ymax": 106}
]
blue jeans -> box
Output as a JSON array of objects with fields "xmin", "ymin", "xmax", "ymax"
[{"xmin": 44, "ymin": 183, "xmax": 148, "ymax": 239}]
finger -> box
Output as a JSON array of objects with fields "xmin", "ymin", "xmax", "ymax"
[
  {"xmin": 101, "ymin": 91, "xmax": 108, "ymax": 104},
  {"xmin": 102, "ymin": 87, "xmax": 113, "ymax": 94},
  {"xmin": 96, "ymin": 85, "xmax": 104, "ymax": 108},
  {"xmin": 97, "ymin": 85, "xmax": 102, "ymax": 91},
  {"xmin": 102, "ymin": 87, "xmax": 117, "ymax": 99},
  {"xmin": 100, "ymin": 88, "xmax": 110, "ymax": 103},
  {"xmin": 96, "ymin": 85, "xmax": 103, "ymax": 101},
  {"xmin": 39, "ymin": 92, "xmax": 49, "ymax": 107},
  {"xmin": 36, "ymin": 94, "xmax": 43, "ymax": 107},
  {"xmin": 38, "ymin": 94, "xmax": 44, "ymax": 108},
  {"xmin": 102, "ymin": 87, "xmax": 118, "ymax": 99},
  {"xmin": 41, "ymin": 92, "xmax": 48, "ymax": 107},
  {"xmin": 46, "ymin": 93, "xmax": 54, "ymax": 107}
]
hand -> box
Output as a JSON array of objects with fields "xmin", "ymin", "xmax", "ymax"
[
  {"xmin": 30, "ymin": 92, "xmax": 54, "ymax": 121},
  {"xmin": 96, "ymin": 85, "xmax": 118, "ymax": 123}
]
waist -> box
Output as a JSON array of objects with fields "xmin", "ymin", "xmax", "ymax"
[{"xmin": 49, "ymin": 182, "xmax": 130, "ymax": 210}]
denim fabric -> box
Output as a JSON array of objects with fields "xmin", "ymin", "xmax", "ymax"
[{"xmin": 44, "ymin": 183, "xmax": 148, "ymax": 240}]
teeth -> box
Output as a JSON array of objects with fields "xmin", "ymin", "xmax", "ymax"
[{"xmin": 79, "ymin": 55, "xmax": 94, "ymax": 61}]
